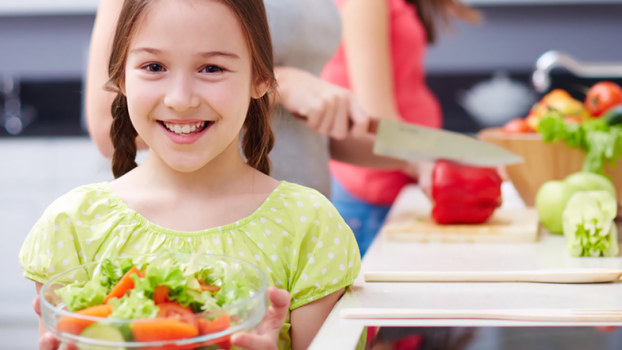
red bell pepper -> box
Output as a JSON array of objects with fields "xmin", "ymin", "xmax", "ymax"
[{"xmin": 431, "ymin": 160, "xmax": 502, "ymax": 224}]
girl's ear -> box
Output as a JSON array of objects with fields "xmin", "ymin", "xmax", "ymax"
[{"xmin": 251, "ymin": 77, "xmax": 271, "ymax": 100}]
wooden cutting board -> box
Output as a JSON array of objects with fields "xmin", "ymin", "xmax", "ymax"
[{"xmin": 381, "ymin": 208, "xmax": 540, "ymax": 243}]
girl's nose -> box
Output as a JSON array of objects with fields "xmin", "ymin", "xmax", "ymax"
[{"xmin": 163, "ymin": 74, "xmax": 200, "ymax": 112}]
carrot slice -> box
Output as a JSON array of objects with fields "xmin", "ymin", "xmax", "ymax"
[
  {"xmin": 198, "ymin": 281, "xmax": 221, "ymax": 294},
  {"xmin": 197, "ymin": 318, "xmax": 210, "ymax": 333},
  {"xmin": 198, "ymin": 316, "xmax": 232, "ymax": 350},
  {"xmin": 156, "ymin": 302, "xmax": 197, "ymax": 329},
  {"xmin": 200, "ymin": 314, "xmax": 230, "ymax": 335},
  {"xmin": 104, "ymin": 266, "xmax": 142, "ymax": 304},
  {"xmin": 131, "ymin": 319, "xmax": 199, "ymax": 342},
  {"xmin": 57, "ymin": 304, "xmax": 113, "ymax": 335},
  {"xmin": 153, "ymin": 285, "xmax": 170, "ymax": 304}
]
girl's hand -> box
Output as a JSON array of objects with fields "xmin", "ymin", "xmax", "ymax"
[
  {"xmin": 231, "ymin": 287, "xmax": 290, "ymax": 350},
  {"xmin": 275, "ymin": 67, "xmax": 370, "ymax": 140},
  {"xmin": 33, "ymin": 296, "xmax": 61, "ymax": 350}
]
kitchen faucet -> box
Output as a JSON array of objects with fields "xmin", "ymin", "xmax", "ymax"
[{"xmin": 532, "ymin": 50, "xmax": 622, "ymax": 93}]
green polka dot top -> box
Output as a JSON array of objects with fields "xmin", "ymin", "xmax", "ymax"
[{"xmin": 19, "ymin": 181, "xmax": 362, "ymax": 350}]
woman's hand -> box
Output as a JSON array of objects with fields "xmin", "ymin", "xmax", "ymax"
[
  {"xmin": 402, "ymin": 161, "xmax": 435, "ymax": 198},
  {"xmin": 33, "ymin": 296, "xmax": 61, "ymax": 350},
  {"xmin": 275, "ymin": 67, "xmax": 370, "ymax": 140},
  {"xmin": 231, "ymin": 287, "xmax": 290, "ymax": 350}
]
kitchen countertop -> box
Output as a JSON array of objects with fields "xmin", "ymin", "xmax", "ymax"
[{"xmin": 308, "ymin": 183, "xmax": 622, "ymax": 350}]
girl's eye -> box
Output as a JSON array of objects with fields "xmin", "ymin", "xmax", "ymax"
[
  {"xmin": 145, "ymin": 63, "xmax": 165, "ymax": 72},
  {"xmin": 202, "ymin": 65, "xmax": 224, "ymax": 74}
]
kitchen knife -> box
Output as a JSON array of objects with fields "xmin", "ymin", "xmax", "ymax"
[
  {"xmin": 372, "ymin": 119, "xmax": 523, "ymax": 167},
  {"xmin": 293, "ymin": 115, "xmax": 523, "ymax": 167}
]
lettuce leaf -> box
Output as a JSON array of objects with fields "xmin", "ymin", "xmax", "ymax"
[
  {"xmin": 538, "ymin": 115, "xmax": 622, "ymax": 175},
  {"xmin": 562, "ymin": 190, "xmax": 619, "ymax": 257},
  {"xmin": 215, "ymin": 279, "xmax": 251, "ymax": 307},
  {"xmin": 55, "ymin": 280, "xmax": 107, "ymax": 312},
  {"xmin": 109, "ymin": 289, "xmax": 159, "ymax": 319}
]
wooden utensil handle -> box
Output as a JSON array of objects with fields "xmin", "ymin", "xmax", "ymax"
[
  {"xmin": 341, "ymin": 308, "xmax": 622, "ymax": 322},
  {"xmin": 364, "ymin": 269, "xmax": 622, "ymax": 284},
  {"xmin": 291, "ymin": 113, "xmax": 379, "ymax": 134}
]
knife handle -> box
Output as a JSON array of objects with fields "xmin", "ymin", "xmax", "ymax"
[{"xmin": 292, "ymin": 113, "xmax": 379, "ymax": 134}]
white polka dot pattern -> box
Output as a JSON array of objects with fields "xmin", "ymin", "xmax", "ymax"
[{"xmin": 17, "ymin": 180, "xmax": 361, "ymax": 336}]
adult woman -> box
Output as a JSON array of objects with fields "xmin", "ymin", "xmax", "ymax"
[{"xmin": 322, "ymin": 0, "xmax": 480, "ymax": 255}]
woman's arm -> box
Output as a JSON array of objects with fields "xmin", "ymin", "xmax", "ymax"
[
  {"xmin": 85, "ymin": 0, "xmax": 148, "ymax": 157},
  {"xmin": 339, "ymin": 0, "xmax": 401, "ymax": 121},
  {"xmin": 327, "ymin": 0, "xmax": 414, "ymax": 169},
  {"xmin": 84, "ymin": 0, "xmax": 122, "ymax": 158},
  {"xmin": 290, "ymin": 288, "xmax": 345, "ymax": 350}
]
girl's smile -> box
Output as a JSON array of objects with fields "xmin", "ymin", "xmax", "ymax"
[{"xmin": 158, "ymin": 119, "xmax": 215, "ymax": 145}]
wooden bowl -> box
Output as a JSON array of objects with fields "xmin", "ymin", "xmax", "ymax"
[{"xmin": 478, "ymin": 128, "xmax": 622, "ymax": 207}]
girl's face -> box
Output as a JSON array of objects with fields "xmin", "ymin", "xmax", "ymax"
[{"xmin": 125, "ymin": 0, "xmax": 260, "ymax": 172}]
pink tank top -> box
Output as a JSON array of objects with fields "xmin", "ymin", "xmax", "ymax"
[{"xmin": 321, "ymin": 0, "xmax": 442, "ymax": 205}]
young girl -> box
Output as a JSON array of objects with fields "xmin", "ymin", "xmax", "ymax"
[
  {"xmin": 321, "ymin": 0, "xmax": 480, "ymax": 256},
  {"xmin": 19, "ymin": 1, "xmax": 362, "ymax": 349}
]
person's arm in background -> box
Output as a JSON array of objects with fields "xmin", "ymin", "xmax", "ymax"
[
  {"xmin": 329, "ymin": 0, "xmax": 423, "ymax": 173},
  {"xmin": 85, "ymin": 0, "xmax": 147, "ymax": 158},
  {"xmin": 337, "ymin": 0, "xmax": 401, "ymax": 122}
]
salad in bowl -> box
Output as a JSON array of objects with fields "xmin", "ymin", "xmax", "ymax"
[{"xmin": 40, "ymin": 249, "xmax": 268, "ymax": 350}]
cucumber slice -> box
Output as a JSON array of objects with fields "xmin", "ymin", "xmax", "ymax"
[
  {"xmin": 194, "ymin": 346, "xmax": 222, "ymax": 350},
  {"xmin": 78, "ymin": 324, "xmax": 126, "ymax": 350},
  {"xmin": 603, "ymin": 105, "xmax": 622, "ymax": 126}
]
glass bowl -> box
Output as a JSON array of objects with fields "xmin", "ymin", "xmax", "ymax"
[{"xmin": 40, "ymin": 253, "xmax": 268, "ymax": 350}]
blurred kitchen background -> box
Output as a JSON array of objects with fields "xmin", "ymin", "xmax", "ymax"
[{"xmin": 2, "ymin": 0, "xmax": 622, "ymax": 349}]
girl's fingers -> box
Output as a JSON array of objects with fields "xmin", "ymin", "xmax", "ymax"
[
  {"xmin": 256, "ymin": 287, "xmax": 290, "ymax": 337},
  {"xmin": 231, "ymin": 333, "xmax": 278, "ymax": 350},
  {"xmin": 39, "ymin": 332, "xmax": 60, "ymax": 350},
  {"xmin": 33, "ymin": 296, "xmax": 41, "ymax": 317}
]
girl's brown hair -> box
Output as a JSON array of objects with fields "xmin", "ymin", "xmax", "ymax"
[
  {"xmin": 406, "ymin": 0, "xmax": 482, "ymax": 44},
  {"xmin": 106, "ymin": 0, "xmax": 276, "ymax": 178}
]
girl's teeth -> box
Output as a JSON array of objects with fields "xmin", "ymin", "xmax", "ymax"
[{"xmin": 163, "ymin": 121, "xmax": 208, "ymax": 134}]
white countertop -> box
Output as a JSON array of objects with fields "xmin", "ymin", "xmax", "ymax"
[
  {"xmin": 308, "ymin": 184, "xmax": 622, "ymax": 350},
  {"xmin": 2, "ymin": 0, "xmax": 622, "ymax": 16}
]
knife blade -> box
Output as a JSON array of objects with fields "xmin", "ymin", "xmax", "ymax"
[
  {"xmin": 292, "ymin": 115, "xmax": 523, "ymax": 167},
  {"xmin": 373, "ymin": 119, "xmax": 523, "ymax": 167}
]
